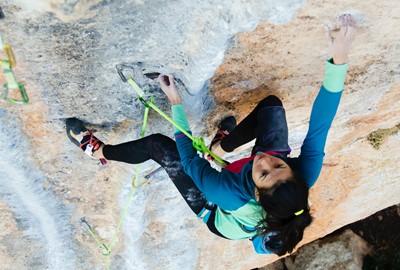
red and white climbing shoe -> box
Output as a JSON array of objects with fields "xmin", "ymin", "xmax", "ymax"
[
  {"xmin": 66, "ymin": 118, "xmax": 107, "ymax": 165},
  {"xmin": 205, "ymin": 116, "xmax": 236, "ymax": 164}
]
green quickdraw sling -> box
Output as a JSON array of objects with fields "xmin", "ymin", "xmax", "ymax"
[
  {"xmin": 82, "ymin": 64, "xmax": 225, "ymax": 269},
  {"xmin": 0, "ymin": 33, "xmax": 29, "ymax": 104},
  {"xmin": 116, "ymin": 64, "xmax": 226, "ymax": 166},
  {"xmin": 81, "ymin": 97, "xmax": 151, "ymax": 269}
]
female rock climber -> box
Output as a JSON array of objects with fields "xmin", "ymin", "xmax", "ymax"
[{"xmin": 66, "ymin": 14, "xmax": 356, "ymax": 255}]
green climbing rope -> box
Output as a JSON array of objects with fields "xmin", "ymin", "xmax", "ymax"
[
  {"xmin": 81, "ymin": 102, "xmax": 151, "ymax": 269},
  {"xmin": 124, "ymin": 77, "xmax": 226, "ymax": 166},
  {"xmin": 82, "ymin": 66, "xmax": 226, "ymax": 269},
  {"xmin": 81, "ymin": 218, "xmax": 111, "ymax": 256}
]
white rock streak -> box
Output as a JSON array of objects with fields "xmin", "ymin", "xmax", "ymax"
[
  {"xmin": 0, "ymin": 113, "xmax": 75, "ymax": 269},
  {"xmin": 180, "ymin": 0, "xmax": 307, "ymax": 94}
]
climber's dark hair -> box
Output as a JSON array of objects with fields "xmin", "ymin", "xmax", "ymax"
[{"xmin": 255, "ymin": 168, "xmax": 312, "ymax": 256}]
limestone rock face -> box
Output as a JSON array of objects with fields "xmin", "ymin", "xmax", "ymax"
[
  {"xmin": 272, "ymin": 230, "xmax": 370, "ymax": 270},
  {"xmin": 208, "ymin": 3, "xmax": 400, "ymax": 267},
  {"xmin": 0, "ymin": 0, "xmax": 399, "ymax": 269},
  {"xmin": 294, "ymin": 230, "xmax": 370, "ymax": 270}
]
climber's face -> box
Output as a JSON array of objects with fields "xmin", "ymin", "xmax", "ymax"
[{"xmin": 252, "ymin": 153, "xmax": 293, "ymax": 197}]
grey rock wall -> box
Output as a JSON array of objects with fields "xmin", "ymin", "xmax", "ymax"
[
  {"xmin": 1, "ymin": 0, "xmax": 399, "ymax": 269},
  {"xmin": 0, "ymin": 0, "xmax": 305, "ymax": 269}
]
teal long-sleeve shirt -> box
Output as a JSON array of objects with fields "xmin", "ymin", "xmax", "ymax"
[{"xmin": 172, "ymin": 59, "xmax": 348, "ymax": 253}]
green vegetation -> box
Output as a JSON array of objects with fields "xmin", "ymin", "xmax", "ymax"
[{"xmin": 367, "ymin": 123, "xmax": 400, "ymax": 149}]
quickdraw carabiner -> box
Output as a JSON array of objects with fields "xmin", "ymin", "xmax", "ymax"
[
  {"xmin": 3, "ymin": 82, "xmax": 29, "ymax": 104},
  {"xmin": 116, "ymin": 64, "xmax": 135, "ymax": 83},
  {"xmin": 1, "ymin": 33, "xmax": 29, "ymax": 104},
  {"xmin": 80, "ymin": 217, "xmax": 111, "ymax": 257},
  {"xmin": 115, "ymin": 64, "xmax": 146, "ymax": 98}
]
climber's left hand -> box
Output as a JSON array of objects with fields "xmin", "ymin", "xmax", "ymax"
[
  {"xmin": 158, "ymin": 74, "xmax": 182, "ymax": 105},
  {"xmin": 325, "ymin": 14, "xmax": 357, "ymax": 65}
]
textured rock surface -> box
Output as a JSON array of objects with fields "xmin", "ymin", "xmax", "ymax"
[
  {"xmin": 269, "ymin": 229, "xmax": 370, "ymax": 270},
  {"xmin": 0, "ymin": 0, "xmax": 399, "ymax": 269},
  {"xmin": 208, "ymin": 2, "xmax": 400, "ymax": 263},
  {"xmin": 260, "ymin": 204, "xmax": 400, "ymax": 270}
]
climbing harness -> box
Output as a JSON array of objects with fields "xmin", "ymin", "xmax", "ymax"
[
  {"xmin": 197, "ymin": 202, "xmax": 216, "ymax": 223},
  {"xmin": 0, "ymin": 33, "xmax": 29, "ymax": 104},
  {"xmin": 116, "ymin": 64, "xmax": 226, "ymax": 165}
]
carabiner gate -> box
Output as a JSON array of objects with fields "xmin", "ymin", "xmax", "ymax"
[
  {"xmin": 116, "ymin": 64, "xmax": 135, "ymax": 82},
  {"xmin": 3, "ymin": 82, "xmax": 29, "ymax": 104}
]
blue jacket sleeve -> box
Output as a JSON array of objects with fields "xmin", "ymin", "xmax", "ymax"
[
  {"xmin": 294, "ymin": 59, "xmax": 347, "ymax": 187},
  {"xmin": 172, "ymin": 105, "xmax": 249, "ymax": 210}
]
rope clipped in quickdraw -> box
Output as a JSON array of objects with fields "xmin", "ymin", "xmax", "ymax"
[
  {"xmin": 0, "ymin": 33, "xmax": 29, "ymax": 104},
  {"xmin": 191, "ymin": 136, "xmax": 223, "ymax": 164},
  {"xmin": 106, "ymin": 100, "xmax": 151, "ymax": 254},
  {"xmin": 116, "ymin": 64, "xmax": 227, "ymax": 166},
  {"xmin": 80, "ymin": 98, "xmax": 150, "ymax": 269},
  {"xmin": 81, "ymin": 218, "xmax": 111, "ymax": 256}
]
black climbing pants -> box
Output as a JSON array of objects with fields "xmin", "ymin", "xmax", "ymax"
[
  {"xmin": 220, "ymin": 95, "xmax": 290, "ymax": 154},
  {"xmin": 103, "ymin": 133, "xmax": 225, "ymax": 237},
  {"xmin": 102, "ymin": 95, "xmax": 286, "ymax": 238}
]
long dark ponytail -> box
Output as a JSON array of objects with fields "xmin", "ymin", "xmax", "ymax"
[{"xmin": 256, "ymin": 172, "xmax": 312, "ymax": 256}]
